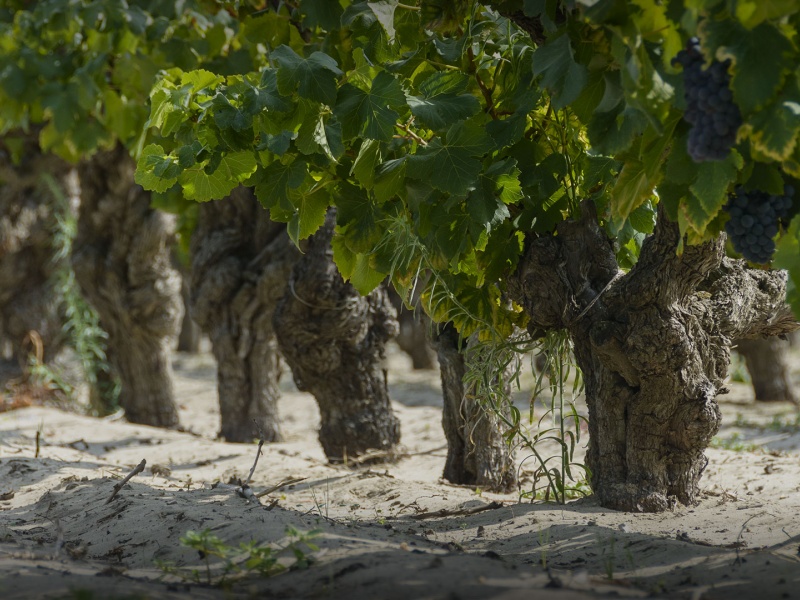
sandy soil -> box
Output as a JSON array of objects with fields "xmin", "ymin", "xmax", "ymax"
[{"xmin": 1, "ymin": 344, "xmax": 799, "ymax": 600}]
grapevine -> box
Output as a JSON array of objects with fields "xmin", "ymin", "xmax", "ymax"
[
  {"xmin": 672, "ymin": 37, "xmax": 742, "ymax": 163},
  {"xmin": 724, "ymin": 184, "xmax": 795, "ymax": 264}
]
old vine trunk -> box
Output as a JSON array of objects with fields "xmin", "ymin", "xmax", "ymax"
[
  {"xmin": 273, "ymin": 209, "xmax": 401, "ymax": 461},
  {"xmin": 72, "ymin": 145, "xmax": 182, "ymax": 428},
  {"xmin": 190, "ymin": 187, "xmax": 300, "ymax": 442},
  {"xmin": 508, "ymin": 202, "xmax": 798, "ymax": 512},
  {"xmin": 390, "ymin": 289, "xmax": 437, "ymax": 370},
  {"xmin": 735, "ymin": 337, "xmax": 797, "ymax": 404},
  {"xmin": 0, "ymin": 136, "xmax": 70, "ymax": 371},
  {"xmin": 175, "ymin": 255, "xmax": 202, "ymax": 354},
  {"xmin": 435, "ymin": 324, "xmax": 517, "ymax": 492}
]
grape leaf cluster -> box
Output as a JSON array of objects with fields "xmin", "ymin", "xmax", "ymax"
[
  {"xmin": 673, "ymin": 38, "xmax": 742, "ymax": 162},
  {"xmin": 724, "ymin": 184, "xmax": 795, "ymax": 263}
]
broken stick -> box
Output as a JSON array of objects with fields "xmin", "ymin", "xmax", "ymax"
[
  {"xmin": 243, "ymin": 419, "xmax": 265, "ymax": 488},
  {"xmin": 235, "ymin": 420, "xmax": 268, "ymax": 505},
  {"xmin": 255, "ymin": 477, "xmax": 307, "ymax": 499},
  {"xmin": 105, "ymin": 459, "xmax": 146, "ymax": 504},
  {"xmin": 409, "ymin": 501, "xmax": 504, "ymax": 520}
]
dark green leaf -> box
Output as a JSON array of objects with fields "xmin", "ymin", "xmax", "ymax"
[
  {"xmin": 301, "ymin": 0, "xmax": 344, "ymax": 30},
  {"xmin": 703, "ymin": 20, "xmax": 793, "ymax": 114},
  {"xmin": 254, "ymin": 160, "xmax": 308, "ymax": 211},
  {"xmin": 334, "ymin": 71, "xmax": 406, "ymax": 141},
  {"xmin": 407, "ymin": 120, "xmax": 494, "ymax": 196},
  {"xmin": 532, "ymin": 34, "xmax": 588, "ymax": 109},
  {"xmin": 408, "ymin": 73, "xmax": 481, "ymax": 130},
  {"xmin": 352, "ymin": 139, "xmax": 382, "ymax": 188},
  {"xmin": 259, "ymin": 69, "xmax": 294, "ymax": 113},
  {"xmin": 374, "ymin": 157, "xmax": 408, "ymax": 202},
  {"xmin": 272, "ymin": 45, "xmax": 343, "ymax": 106},
  {"xmin": 587, "ymin": 105, "xmax": 648, "ymax": 155}
]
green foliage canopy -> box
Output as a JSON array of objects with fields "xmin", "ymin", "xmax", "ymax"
[{"xmin": 3, "ymin": 0, "xmax": 800, "ymax": 334}]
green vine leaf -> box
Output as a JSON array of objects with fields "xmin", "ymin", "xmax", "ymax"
[
  {"xmin": 334, "ymin": 71, "xmax": 406, "ymax": 141},
  {"xmin": 407, "ymin": 71, "xmax": 481, "ymax": 130},
  {"xmin": 408, "ymin": 119, "xmax": 494, "ymax": 196},
  {"xmin": 272, "ymin": 45, "xmax": 343, "ymax": 106},
  {"xmin": 685, "ymin": 151, "xmax": 743, "ymax": 233},
  {"xmin": 179, "ymin": 152, "xmax": 258, "ymax": 202},
  {"xmin": 254, "ymin": 159, "xmax": 308, "ymax": 211},
  {"xmin": 332, "ymin": 234, "xmax": 387, "ymax": 295},
  {"xmin": 532, "ymin": 34, "xmax": 588, "ymax": 109},
  {"xmin": 702, "ymin": 20, "xmax": 793, "ymax": 115},
  {"xmin": 135, "ymin": 144, "xmax": 180, "ymax": 193}
]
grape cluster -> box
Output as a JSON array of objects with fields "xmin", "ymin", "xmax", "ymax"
[
  {"xmin": 724, "ymin": 185, "xmax": 795, "ymax": 263},
  {"xmin": 672, "ymin": 38, "xmax": 742, "ymax": 162}
]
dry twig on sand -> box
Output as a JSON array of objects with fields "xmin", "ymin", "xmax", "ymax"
[
  {"xmin": 409, "ymin": 501, "xmax": 504, "ymax": 520},
  {"xmin": 237, "ymin": 420, "xmax": 266, "ymax": 504},
  {"xmin": 243, "ymin": 419, "xmax": 265, "ymax": 487},
  {"xmin": 105, "ymin": 459, "xmax": 146, "ymax": 504},
  {"xmin": 255, "ymin": 477, "xmax": 307, "ymax": 499}
]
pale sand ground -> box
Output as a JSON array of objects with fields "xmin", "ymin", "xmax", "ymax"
[{"xmin": 1, "ymin": 344, "xmax": 799, "ymax": 599}]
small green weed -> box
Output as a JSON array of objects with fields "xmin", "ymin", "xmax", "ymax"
[
  {"xmin": 33, "ymin": 174, "xmax": 119, "ymax": 414},
  {"xmin": 157, "ymin": 526, "xmax": 321, "ymax": 587},
  {"xmin": 733, "ymin": 412, "xmax": 800, "ymax": 433},
  {"xmin": 537, "ymin": 527, "xmax": 551, "ymax": 569},
  {"xmin": 709, "ymin": 433, "xmax": 761, "ymax": 453}
]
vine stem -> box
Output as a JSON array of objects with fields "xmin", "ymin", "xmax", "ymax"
[{"xmin": 396, "ymin": 120, "xmax": 428, "ymax": 146}]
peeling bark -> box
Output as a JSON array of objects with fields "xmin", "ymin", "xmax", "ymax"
[
  {"xmin": 0, "ymin": 137, "xmax": 71, "ymax": 370},
  {"xmin": 435, "ymin": 324, "xmax": 517, "ymax": 492},
  {"xmin": 190, "ymin": 188, "xmax": 300, "ymax": 442},
  {"xmin": 273, "ymin": 209, "xmax": 401, "ymax": 461},
  {"xmin": 735, "ymin": 337, "xmax": 797, "ymax": 404},
  {"xmin": 508, "ymin": 202, "xmax": 798, "ymax": 512},
  {"xmin": 72, "ymin": 145, "xmax": 182, "ymax": 428}
]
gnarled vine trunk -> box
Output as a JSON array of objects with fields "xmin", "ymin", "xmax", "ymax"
[
  {"xmin": 735, "ymin": 337, "xmax": 797, "ymax": 404},
  {"xmin": 508, "ymin": 202, "xmax": 798, "ymax": 512},
  {"xmin": 0, "ymin": 136, "xmax": 71, "ymax": 372},
  {"xmin": 175, "ymin": 256, "xmax": 202, "ymax": 354},
  {"xmin": 390, "ymin": 288, "xmax": 437, "ymax": 370},
  {"xmin": 190, "ymin": 187, "xmax": 300, "ymax": 442},
  {"xmin": 72, "ymin": 145, "xmax": 182, "ymax": 428},
  {"xmin": 273, "ymin": 209, "xmax": 401, "ymax": 461},
  {"xmin": 435, "ymin": 324, "xmax": 517, "ymax": 492}
]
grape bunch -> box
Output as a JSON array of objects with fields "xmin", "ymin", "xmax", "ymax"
[
  {"xmin": 724, "ymin": 185, "xmax": 795, "ymax": 263},
  {"xmin": 672, "ymin": 38, "xmax": 742, "ymax": 162}
]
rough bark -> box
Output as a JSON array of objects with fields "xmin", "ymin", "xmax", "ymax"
[
  {"xmin": 435, "ymin": 324, "xmax": 517, "ymax": 492},
  {"xmin": 273, "ymin": 209, "xmax": 401, "ymax": 461},
  {"xmin": 72, "ymin": 145, "xmax": 182, "ymax": 428},
  {"xmin": 389, "ymin": 288, "xmax": 437, "ymax": 370},
  {"xmin": 0, "ymin": 136, "xmax": 71, "ymax": 371},
  {"xmin": 190, "ymin": 187, "xmax": 300, "ymax": 442},
  {"xmin": 174, "ymin": 256, "xmax": 202, "ymax": 354},
  {"xmin": 735, "ymin": 337, "xmax": 798, "ymax": 404},
  {"xmin": 508, "ymin": 202, "xmax": 798, "ymax": 512}
]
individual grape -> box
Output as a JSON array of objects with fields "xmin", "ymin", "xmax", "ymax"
[
  {"xmin": 723, "ymin": 184, "xmax": 795, "ymax": 264},
  {"xmin": 672, "ymin": 38, "xmax": 742, "ymax": 162}
]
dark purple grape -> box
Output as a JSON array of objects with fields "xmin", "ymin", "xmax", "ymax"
[
  {"xmin": 723, "ymin": 184, "xmax": 795, "ymax": 263},
  {"xmin": 672, "ymin": 38, "xmax": 742, "ymax": 162}
]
